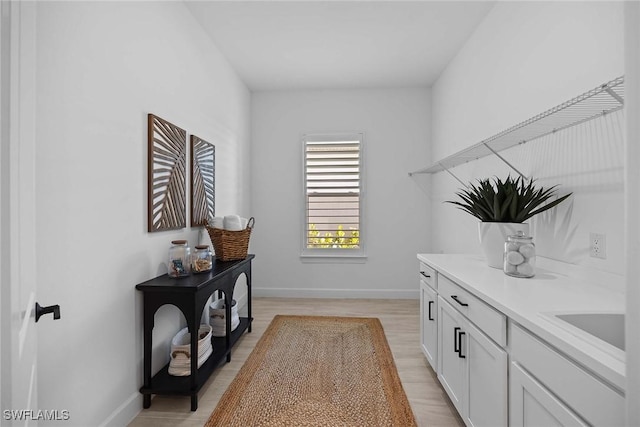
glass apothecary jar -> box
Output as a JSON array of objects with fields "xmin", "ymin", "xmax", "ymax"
[
  {"xmin": 192, "ymin": 245, "xmax": 213, "ymax": 273},
  {"xmin": 168, "ymin": 240, "xmax": 191, "ymax": 277},
  {"xmin": 503, "ymin": 231, "xmax": 536, "ymax": 278}
]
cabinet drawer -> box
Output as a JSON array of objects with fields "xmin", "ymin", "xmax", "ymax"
[
  {"xmin": 510, "ymin": 323, "xmax": 624, "ymax": 427},
  {"xmin": 419, "ymin": 262, "xmax": 437, "ymax": 290},
  {"xmin": 438, "ymin": 274, "xmax": 506, "ymax": 347}
]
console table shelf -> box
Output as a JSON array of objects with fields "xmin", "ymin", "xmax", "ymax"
[
  {"xmin": 136, "ymin": 255, "xmax": 254, "ymax": 411},
  {"xmin": 140, "ymin": 317, "xmax": 251, "ymax": 396}
]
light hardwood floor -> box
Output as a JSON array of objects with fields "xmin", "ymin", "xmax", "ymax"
[{"xmin": 129, "ymin": 298, "xmax": 464, "ymax": 427}]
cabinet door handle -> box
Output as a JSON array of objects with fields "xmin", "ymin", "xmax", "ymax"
[
  {"xmin": 454, "ymin": 327, "xmax": 461, "ymax": 353},
  {"xmin": 451, "ymin": 295, "xmax": 469, "ymax": 307},
  {"xmin": 420, "ymin": 271, "xmax": 431, "ymax": 279},
  {"xmin": 458, "ymin": 330, "xmax": 466, "ymax": 359},
  {"xmin": 428, "ymin": 300, "xmax": 434, "ymax": 321}
]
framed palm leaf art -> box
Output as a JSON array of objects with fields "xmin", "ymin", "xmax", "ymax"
[
  {"xmin": 190, "ymin": 135, "xmax": 215, "ymax": 227},
  {"xmin": 147, "ymin": 114, "xmax": 187, "ymax": 232}
]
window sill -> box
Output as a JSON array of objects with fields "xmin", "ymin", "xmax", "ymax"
[{"xmin": 300, "ymin": 253, "xmax": 367, "ymax": 264}]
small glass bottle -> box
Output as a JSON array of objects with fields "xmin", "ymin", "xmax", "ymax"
[
  {"xmin": 168, "ymin": 240, "xmax": 191, "ymax": 277},
  {"xmin": 192, "ymin": 245, "xmax": 212, "ymax": 273},
  {"xmin": 503, "ymin": 231, "xmax": 536, "ymax": 278}
]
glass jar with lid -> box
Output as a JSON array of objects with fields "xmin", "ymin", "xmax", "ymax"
[
  {"xmin": 503, "ymin": 231, "xmax": 536, "ymax": 278},
  {"xmin": 168, "ymin": 240, "xmax": 191, "ymax": 277},
  {"xmin": 192, "ymin": 245, "xmax": 213, "ymax": 273}
]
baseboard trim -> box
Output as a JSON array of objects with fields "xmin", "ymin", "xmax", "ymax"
[
  {"xmin": 99, "ymin": 391, "xmax": 141, "ymax": 427},
  {"xmin": 253, "ymin": 287, "xmax": 419, "ymax": 299}
]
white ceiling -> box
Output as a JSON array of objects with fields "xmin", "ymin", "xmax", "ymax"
[{"xmin": 185, "ymin": 1, "xmax": 495, "ymax": 91}]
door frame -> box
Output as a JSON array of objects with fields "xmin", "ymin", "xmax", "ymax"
[
  {"xmin": 0, "ymin": 0, "xmax": 10, "ymax": 412},
  {"xmin": 626, "ymin": 2, "xmax": 640, "ymax": 425},
  {"xmin": 0, "ymin": 0, "xmax": 39, "ymax": 421}
]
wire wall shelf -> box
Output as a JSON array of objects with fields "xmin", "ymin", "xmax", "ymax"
[{"xmin": 409, "ymin": 76, "xmax": 624, "ymax": 178}]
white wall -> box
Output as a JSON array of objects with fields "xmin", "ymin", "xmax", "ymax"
[
  {"xmin": 251, "ymin": 88, "xmax": 430, "ymax": 298},
  {"xmin": 430, "ymin": 1, "xmax": 625, "ymax": 276},
  {"xmin": 34, "ymin": 2, "xmax": 250, "ymax": 425}
]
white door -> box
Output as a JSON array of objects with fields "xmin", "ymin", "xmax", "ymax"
[
  {"xmin": 510, "ymin": 363, "xmax": 586, "ymax": 427},
  {"xmin": 465, "ymin": 320, "xmax": 507, "ymax": 427},
  {"xmin": 419, "ymin": 281, "xmax": 437, "ymax": 368},
  {"xmin": 437, "ymin": 296, "xmax": 465, "ymax": 414},
  {"xmin": 1, "ymin": 2, "xmax": 42, "ymax": 425}
]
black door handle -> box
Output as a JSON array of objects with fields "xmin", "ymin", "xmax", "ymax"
[
  {"xmin": 458, "ymin": 330, "xmax": 466, "ymax": 358},
  {"xmin": 454, "ymin": 327, "xmax": 461, "ymax": 353},
  {"xmin": 35, "ymin": 302, "xmax": 61, "ymax": 322},
  {"xmin": 428, "ymin": 300, "xmax": 434, "ymax": 321}
]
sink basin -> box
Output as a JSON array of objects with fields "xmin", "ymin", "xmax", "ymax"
[{"xmin": 553, "ymin": 313, "xmax": 625, "ymax": 351}]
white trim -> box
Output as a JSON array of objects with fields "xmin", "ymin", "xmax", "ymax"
[
  {"xmin": 18, "ymin": 292, "xmax": 35, "ymax": 358},
  {"xmin": 0, "ymin": 0, "xmax": 11, "ymax": 410},
  {"xmin": 625, "ymin": 1, "xmax": 640, "ymax": 425},
  {"xmin": 254, "ymin": 287, "xmax": 419, "ymax": 300},
  {"xmin": 302, "ymin": 132, "xmax": 364, "ymax": 143},
  {"xmin": 1, "ymin": 0, "xmax": 38, "ymax": 416},
  {"xmin": 98, "ymin": 392, "xmax": 142, "ymax": 427},
  {"xmin": 300, "ymin": 254, "xmax": 367, "ymax": 264}
]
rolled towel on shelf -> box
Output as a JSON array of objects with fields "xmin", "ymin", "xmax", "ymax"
[
  {"xmin": 210, "ymin": 216, "xmax": 224, "ymax": 229},
  {"xmin": 223, "ymin": 215, "xmax": 243, "ymax": 231}
]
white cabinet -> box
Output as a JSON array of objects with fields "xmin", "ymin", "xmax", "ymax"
[
  {"xmin": 510, "ymin": 323, "xmax": 624, "ymax": 427},
  {"xmin": 419, "ymin": 262, "xmax": 438, "ymax": 369},
  {"xmin": 510, "ymin": 362, "xmax": 586, "ymax": 427},
  {"xmin": 420, "ymin": 279, "xmax": 438, "ymax": 368},
  {"xmin": 438, "ymin": 296, "xmax": 508, "ymax": 427},
  {"xmin": 466, "ymin": 317, "xmax": 508, "ymax": 427},
  {"xmin": 418, "ymin": 254, "xmax": 625, "ymax": 427},
  {"xmin": 419, "ymin": 261, "xmax": 508, "ymax": 427},
  {"xmin": 437, "ymin": 296, "xmax": 465, "ymax": 413}
]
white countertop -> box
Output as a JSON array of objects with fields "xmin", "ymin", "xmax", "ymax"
[{"xmin": 417, "ymin": 253, "xmax": 625, "ymax": 391}]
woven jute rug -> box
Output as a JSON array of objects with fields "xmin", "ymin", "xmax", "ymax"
[{"xmin": 205, "ymin": 315, "xmax": 417, "ymax": 427}]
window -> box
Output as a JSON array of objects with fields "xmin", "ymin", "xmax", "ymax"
[{"xmin": 302, "ymin": 133, "xmax": 364, "ymax": 259}]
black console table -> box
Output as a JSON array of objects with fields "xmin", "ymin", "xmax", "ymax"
[{"xmin": 136, "ymin": 254, "xmax": 254, "ymax": 411}]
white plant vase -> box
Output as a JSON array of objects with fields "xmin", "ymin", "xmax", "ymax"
[{"xmin": 478, "ymin": 222, "xmax": 530, "ymax": 269}]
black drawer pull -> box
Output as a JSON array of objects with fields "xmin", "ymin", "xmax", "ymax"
[
  {"xmin": 420, "ymin": 271, "xmax": 431, "ymax": 279},
  {"xmin": 451, "ymin": 295, "xmax": 468, "ymax": 307},
  {"xmin": 458, "ymin": 330, "xmax": 466, "ymax": 359},
  {"xmin": 428, "ymin": 300, "xmax": 434, "ymax": 321}
]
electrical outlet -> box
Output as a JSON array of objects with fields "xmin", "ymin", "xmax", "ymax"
[{"xmin": 590, "ymin": 233, "xmax": 606, "ymax": 259}]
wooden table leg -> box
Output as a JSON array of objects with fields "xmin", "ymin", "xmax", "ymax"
[
  {"xmin": 143, "ymin": 394, "xmax": 151, "ymax": 409},
  {"xmin": 191, "ymin": 394, "xmax": 198, "ymax": 411},
  {"xmin": 142, "ymin": 300, "xmax": 154, "ymax": 408}
]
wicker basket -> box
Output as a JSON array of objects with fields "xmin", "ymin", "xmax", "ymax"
[{"xmin": 206, "ymin": 217, "xmax": 254, "ymax": 261}]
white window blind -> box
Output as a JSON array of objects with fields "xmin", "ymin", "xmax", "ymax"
[{"xmin": 303, "ymin": 135, "xmax": 362, "ymax": 255}]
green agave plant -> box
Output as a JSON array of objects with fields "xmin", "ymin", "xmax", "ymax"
[{"xmin": 446, "ymin": 176, "xmax": 572, "ymax": 223}]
